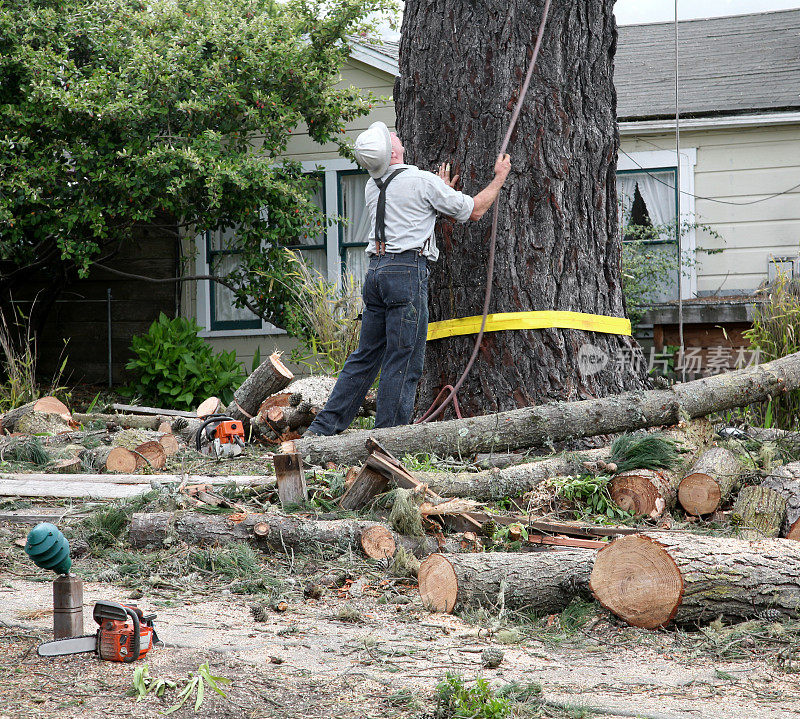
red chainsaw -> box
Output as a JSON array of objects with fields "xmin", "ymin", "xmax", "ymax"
[{"xmin": 37, "ymin": 600, "xmax": 158, "ymax": 662}]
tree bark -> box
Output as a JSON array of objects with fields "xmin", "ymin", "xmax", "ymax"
[
  {"xmin": 396, "ymin": 0, "xmax": 646, "ymax": 418},
  {"xmin": 72, "ymin": 412, "xmax": 175, "ymax": 430},
  {"xmin": 274, "ymin": 452, "xmax": 308, "ymax": 508},
  {"xmin": 762, "ymin": 462, "xmax": 800, "ymax": 539},
  {"xmin": 286, "ymin": 351, "xmax": 800, "ymax": 466},
  {"xmin": 224, "ymin": 352, "xmax": 294, "ymax": 431},
  {"xmin": 419, "ymin": 550, "xmax": 595, "ymax": 614},
  {"xmin": 590, "ymin": 532, "xmax": 800, "ymax": 627},
  {"xmin": 732, "ymin": 485, "xmax": 787, "ymax": 539},
  {"xmin": 677, "ymin": 448, "xmax": 744, "ymax": 516}
]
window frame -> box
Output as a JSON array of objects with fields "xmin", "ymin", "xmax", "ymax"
[
  {"xmin": 195, "ymin": 158, "xmax": 361, "ymax": 337},
  {"xmin": 617, "ymin": 148, "xmax": 697, "ymax": 300},
  {"xmin": 336, "ymin": 168, "xmax": 371, "ymax": 276}
]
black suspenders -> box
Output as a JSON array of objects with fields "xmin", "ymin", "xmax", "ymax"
[{"xmin": 373, "ymin": 168, "xmax": 407, "ymax": 256}]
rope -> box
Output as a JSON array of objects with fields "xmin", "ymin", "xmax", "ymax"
[{"xmin": 417, "ymin": 0, "xmax": 552, "ymax": 424}]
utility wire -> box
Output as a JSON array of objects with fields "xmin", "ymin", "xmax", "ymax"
[{"xmin": 619, "ymin": 149, "xmax": 800, "ymax": 206}]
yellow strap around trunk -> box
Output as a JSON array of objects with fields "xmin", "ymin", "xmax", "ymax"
[{"xmin": 426, "ymin": 310, "xmax": 631, "ymax": 341}]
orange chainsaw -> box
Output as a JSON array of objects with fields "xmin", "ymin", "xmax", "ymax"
[
  {"xmin": 195, "ymin": 414, "xmax": 245, "ymax": 458},
  {"xmin": 38, "ymin": 600, "xmax": 158, "ymax": 662}
]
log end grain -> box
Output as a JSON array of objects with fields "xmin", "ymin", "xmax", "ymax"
[
  {"xmin": 589, "ymin": 535, "xmax": 684, "ymax": 629},
  {"xmin": 34, "ymin": 396, "xmax": 72, "ymax": 422},
  {"xmin": 360, "ymin": 525, "xmax": 396, "ymax": 560},
  {"xmin": 158, "ymin": 434, "xmax": 180, "ymax": 456},
  {"xmin": 609, "ymin": 471, "xmax": 664, "ymax": 515},
  {"xmin": 134, "ymin": 441, "xmax": 167, "ymax": 470},
  {"xmin": 678, "ymin": 473, "xmax": 722, "ymax": 516},
  {"xmin": 106, "ymin": 447, "xmax": 138, "ymax": 473},
  {"xmin": 269, "ymin": 352, "xmax": 294, "ymax": 381},
  {"xmin": 418, "ymin": 553, "xmax": 458, "ymax": 613},
  {"xmin": 196, "ymin": 397, "xmax": 222, "ymax": 418}
]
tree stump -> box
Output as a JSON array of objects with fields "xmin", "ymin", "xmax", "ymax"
[
  {"xmin": 733, "ymin": 485, "xmax": 787, "ymax": 539},
  {"xmin": 418, "ymin": 550, "xmax": 595, "ymax": 614},
  {"xmin": 590, "ymin": 532, "xmax": 800, "ymax": 627},
  {"xmin": 273, "ymin": 453, "xmax": 307, "ymax": 508}
]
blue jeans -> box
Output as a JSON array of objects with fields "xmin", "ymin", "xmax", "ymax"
[{"xmin": 307, "ymin": 250, "xmax": 429, "ymax": 435}]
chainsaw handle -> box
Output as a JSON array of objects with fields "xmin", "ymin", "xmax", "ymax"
[{"xmin": 123, "ymin": 606, "xmax": 141, "ymax": 663}]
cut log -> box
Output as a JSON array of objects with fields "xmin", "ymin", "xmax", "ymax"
[
  {"xmin": 157, "ymin": 434, "xmax": 180, "ymax": 456},
  {"xmin": 419, "ymin": 550, "xmax": 595, "ymax": 614},
  {"xmin": 762, "ymin": 462, "xmax": 800, "ymax": 539},
  {"xmin": 1, "ymin": 397, "xmax": 72, "ymax": 433},
  {"xmin": 590, "ymin": 532, "xmax": 800, "ymax": 627},
  {"xmin": 415, "ymin": 448, "xmax": 613, "ymax": 501},
  {"xmin": 732, "ymin": 485, "xmax": 787, "ymax": 539},
  {"xmin": 265, "ymin": 404, "xmax": 318, "ymax": 433},
  {"xmin": 196, "ymin": 397, "xmax": 223, "ymax": 418},
  {"xmin": 130, "ymin": 510, "xmax": 436, "ymax": 559},
  {"xmin": 286, "ymin": 351, "xmax": 800, "ymax": 466},
  {"xmin": 51, "ymin": 457, "xmax": 82, "ymax": 474},
  {"xmin": 158, "ymin": 421, "xmax": 173, "ymax": 434},
  {"xmin": 677, "ymin": 447, "xmax": 744, "ymax": 516},
  {"xmin": 133, "ymin": 441, "xmax": 167, "ymax": 470},
  {"xmin": 609, "ymin": 420, "xmax": 713, "ymax": 516},
  {"xmin": 224, "ymin": 352, "xmax": 294, "ymax": 431},
  {"xmin": 359, "ymin": 524, "xmax": 477, "ymax": 559},
  {"xmin": 83, "ymin": 445, "xmax": 138, "ymax": 473},
  {"xmin": 273, "ymin": 453, "xmax": 308, "ymax": 507}
]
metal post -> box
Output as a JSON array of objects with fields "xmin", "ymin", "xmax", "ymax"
[
  {"xmin": 107, "ymin": 288, "xmax": 113, "ymax": 388},
  {"xmin": 53, "ymin": 574, "xmax": 83, "ymax": 639}
]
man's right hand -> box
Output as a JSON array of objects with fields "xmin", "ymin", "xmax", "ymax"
[{"xmin": 494, "ymin": 153, "xmax": 511, "ymax": 181}]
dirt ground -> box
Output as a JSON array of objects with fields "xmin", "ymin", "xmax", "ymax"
[{"xmin": 3, "ymin": 512, "xmax": 800, "ymax": 719}]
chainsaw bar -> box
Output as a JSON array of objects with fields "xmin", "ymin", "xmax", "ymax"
[{"xmin": 38, "ymin": 634, "xmax": 97, "ymax": 657}]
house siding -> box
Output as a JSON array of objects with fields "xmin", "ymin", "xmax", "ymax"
[{"xmin": 621, "ymin": 122, "xmax": 800, "ymax": 295}]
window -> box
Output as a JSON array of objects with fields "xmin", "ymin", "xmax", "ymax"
[
  {"xmin": 206, "ymin": 226, "xmax": 262, "ymax": 331},
  {"xmin": 286, "ymin": 173, "xmax": 328, "ymax": 279},
  {"xmin": 617, "ymin": 148, "xmax": 697, "ymax": 300},
  {"xmin": 617, "ymin": 167, "xmax": 680, "ymax": 302},
  {"xmin": 338, "ymin": 169, "xmax": 371, "ymax": 283}
]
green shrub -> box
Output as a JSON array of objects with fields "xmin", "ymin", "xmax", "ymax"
[
  {"xmin": 435, "ymin": 673, "xmax": 511, "ymax": 719},
  {"xmin": 744, "ymin": 274, "xmax": 800, "ymax": 429},
  {"xmin": 124, "ymin": 313, "xmax": 244, "ymax": 410}
]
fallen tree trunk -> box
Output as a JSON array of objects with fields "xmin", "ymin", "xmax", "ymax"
[
  {"xmin": 677, "ymin": 447, "xmax": 745, "ymax": 516},
  {"xmin": 762, "ymin": 462, "xmax": 800, "ymax": 539},
  {"xmin": 285, "ymin": 351, "xmax": 800, "ymax": 466},
  {"xmin": 224, "ymin": 352, "xmax": 294, "ymax": 431},
  {"xmin": 415, "ymin": 448, "xmax": 613, "ymax": 501},
  {"xmin": 607, "ymin": 420, "xmax": 713, "ymax": 516},
  {"xmin": 590, "ymin": 532, "xmax": 800, "ymax": 627},
  {"xmin": 732, "ymin": 485, "xmax": 787, "ymax": 539},
  {"xmin": 419, "ymin": 550, "xmax": 595, "ymax": 614},
  {"xmin": 129, "ymin": 510, "xmax": 466, "ymax": 559}
]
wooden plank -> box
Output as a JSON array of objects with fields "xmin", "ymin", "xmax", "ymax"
[
  {"xmin": 0, "ymin": 510, "xmax": 89, "ymax": 524},
  {"xmin": 0, "ymin": 481, "xmax": 147, "ymax": 499},
  {"xmin": 527, "ymin": 534, "xmax": 607, "ymax": 550},
  {"xmin": 110, "ymin": 404, "xmax": 197, "ymax": 418}
]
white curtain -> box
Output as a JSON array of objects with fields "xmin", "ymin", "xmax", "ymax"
[
  {"xmin": 295, "ymin": 180, "xmax": 328, "ymax": 279},
  {"xmin": 616, "ymin": 175, "xmax": 639, "ymax": 228},
  {"xmin": 340, "ymin": 172, "xmax": 371, "ymax": 291},
  {"xmin": 635, "ymin": 171, "xmax": 677, "ymax": 231},
  {"xmin": 208, "ymin": 228, "xmax": 259, "ymax": 324}
]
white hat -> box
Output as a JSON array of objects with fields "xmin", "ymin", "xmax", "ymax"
[{"xmin": 354, "ymin": 121, "xmax": 392, "ymax": 178}]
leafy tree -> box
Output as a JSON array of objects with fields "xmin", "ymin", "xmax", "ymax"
[{"xmin": 0, "ymin": 0, "xmax": 392, "ymax": 332}]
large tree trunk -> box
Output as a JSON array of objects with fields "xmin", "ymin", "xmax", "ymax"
[
  {"xmin": 419, "ymin": 550, "xmax": 595, "ymax": 613},
  {"xmin": 287, "ymin": 350, "xmax": 800, "ymax": 466},
  {"xmin": 396, "ymin": 0, "xmax": 645, "ymax": 418},
  {"xmin": 590, "ymin": 532, "xmax": 800, "ymax": 627},
  {"xmin": 762, "ymin": 462, "xmax": 800, "ymax": 539}
]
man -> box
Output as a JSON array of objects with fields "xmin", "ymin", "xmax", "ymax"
[{"xmin": 305, "ymin": 121, "xmax": 511, "ymax": 436}]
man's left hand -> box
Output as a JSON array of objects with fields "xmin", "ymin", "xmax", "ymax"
[{"xmin": 438, "ymin": 162, "xmax": 460, "ymax": 189}]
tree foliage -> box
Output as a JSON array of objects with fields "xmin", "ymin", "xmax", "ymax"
[{"xmin": 0, "ymin": 0, "xmax": 391, "ymax": 329}]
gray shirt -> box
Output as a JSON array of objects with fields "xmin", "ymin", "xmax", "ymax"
[{"xmin": 363, "ymin": 164, "xmax": 475, "ymax": 261}]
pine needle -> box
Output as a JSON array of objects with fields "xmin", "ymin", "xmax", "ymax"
[
  {"xmin": 609, "ymin": 433, "xmax": 680, "ymax": 473},
  {"xmin": 5, "ymin": 437, "xmax": 50, "ymax": 466}
]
